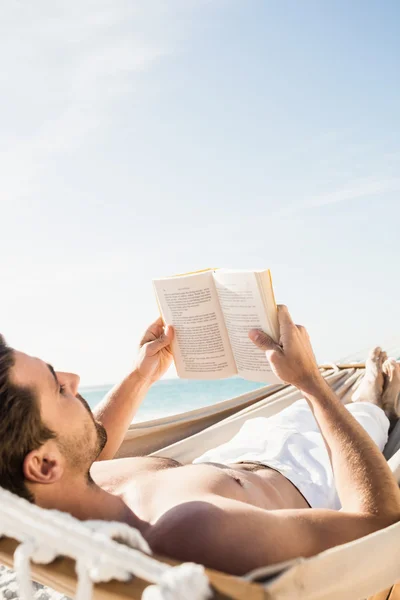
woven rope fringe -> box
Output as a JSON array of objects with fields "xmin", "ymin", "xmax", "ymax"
[
  {"xmin": 142, "ymin": 564, "xmax": 213, "ymax": 600},
  {"xmin": 75, "ymin": 560, "xmax": 94, "ymax": 600},
  {"xmin": 14, "ymin": 540, "xmax": 35, "ymax": 600},
  {"xmin": 0, "ymin": 486, "xmax": 211, "ymax": 600}
]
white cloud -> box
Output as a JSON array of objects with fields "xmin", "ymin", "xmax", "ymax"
[
  {"xmin": 306, "ymin": 176, "xmax": 400, "ymax": 209},
  {"xmin": 275, "ymin": 176, "xmax": 400, "ymax": 218}
]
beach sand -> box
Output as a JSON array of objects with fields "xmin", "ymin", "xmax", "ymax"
[{"xmin": 0, "ymin": 564, "xmax": 69, "ymax": 599}]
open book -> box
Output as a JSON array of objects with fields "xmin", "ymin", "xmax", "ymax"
[{"xmin": 153, "ymin": 269, "xmax": 280, "ymax": 383}]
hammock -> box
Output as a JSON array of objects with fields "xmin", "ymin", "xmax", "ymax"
[{"xmin": 1, "ymin": 366, "xmax": 400, "ymax": 600}]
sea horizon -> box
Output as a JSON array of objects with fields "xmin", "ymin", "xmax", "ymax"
[{"xmin": 81, "ymin": 376, "xmax": 267, "ymax": 423}]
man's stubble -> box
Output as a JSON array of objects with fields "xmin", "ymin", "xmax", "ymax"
[{"xmin": 56, "ymin": 393, "xmax": 108, "ymax": 478}]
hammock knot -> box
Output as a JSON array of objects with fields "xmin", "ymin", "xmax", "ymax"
[
  {"xmin": 88, "ymin": 555, "xmax": 132, "ymax": 583},
  {"xmin": 75, "ymin": 521, "xmax": 151, "ymax": 589},
  {"xmin": 31, "ymin": 545, "xmax": 59, "ymax": 565},
  {"xmin": 142, "ymin": 563, "xmax": 212, "ymax": 600}
]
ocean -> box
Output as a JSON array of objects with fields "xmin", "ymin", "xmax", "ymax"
[{"xmin": 82, "ymin": 377, "xmax": 267, "ymax": 423}]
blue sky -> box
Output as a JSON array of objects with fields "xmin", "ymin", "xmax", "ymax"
[{"xmin": 1, "ymin": 0, "xmax": 400, "ymax": 383}]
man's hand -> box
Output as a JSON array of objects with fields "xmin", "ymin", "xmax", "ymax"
[
  {"xmin": 134, "ymin": 317, "xmax": 174, "ymax": 385},
  {"xmin": 249, "ymin": 305, "xmax": 322, "ymax": 392}
]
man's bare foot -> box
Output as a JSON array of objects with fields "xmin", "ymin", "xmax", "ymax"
[
  {"xmin": 382, "ymin": 358, "xmax": 400, "ymax": 420},
  {"xmin": 352, "ymin": 347, "xmax": 386, "ymax": 405}
]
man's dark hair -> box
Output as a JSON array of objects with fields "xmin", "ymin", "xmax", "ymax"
[{"xmin": 0, "ymin": 335, "xmax": 55, "ymax": 502}]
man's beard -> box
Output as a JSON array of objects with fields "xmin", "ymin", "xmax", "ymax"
[
  {"xmin": 57, "ymin": 394, "xmax": 108, "ymax": 474},
  {"xmin": 76, "ymin": 393, "xmax": 108, "ymax": 458}
]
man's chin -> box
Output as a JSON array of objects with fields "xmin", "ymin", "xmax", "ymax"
[{"xmin": 77, "ymin": 391, "xmax": 108, "ymax": 457}]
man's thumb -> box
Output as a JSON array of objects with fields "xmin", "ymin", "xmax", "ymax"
[{"xmin": 249, "ymin": 329, "xmax": 278, "ymax": 352}]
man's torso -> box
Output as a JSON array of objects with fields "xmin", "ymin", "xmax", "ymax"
[{"xmin": 91, "ymin": 455, "xmax": 309, "ymax": 525}]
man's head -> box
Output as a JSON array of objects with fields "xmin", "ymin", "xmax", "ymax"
[{"xmin": 0, "ymin": 334, "xmax": 107, "ymax": 503}]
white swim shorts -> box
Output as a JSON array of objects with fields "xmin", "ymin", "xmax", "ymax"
[{"xmin": 193, "ymin": 399, "xmax": 390, "ymax": 509}]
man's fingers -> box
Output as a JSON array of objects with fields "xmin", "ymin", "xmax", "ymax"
[
  {"xmin": 277, "ymin": 305, "xmax": 295, "ymax": 327},
  {"xmin": 249, "ymin": 329, "xmax": 280, "ymax": 352},
  {"xmin": 144, "ymin": 316, "xmax": 165, "ymax": 339},
  {"xmin": 145, "ymin": 327, "xmax": 174, "ymax": 356},
  {"xmin": 140, "ymin": 317, "xmax": 166, "ymax": 346}
]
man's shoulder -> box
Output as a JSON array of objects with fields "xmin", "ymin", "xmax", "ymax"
[
  {"xmin": 144, "ymin": 497, "xmax": 281, "ymax": 574},
  {"xmin": 145, "ymin": 500, "xmax": 223, "ymax": 559}
]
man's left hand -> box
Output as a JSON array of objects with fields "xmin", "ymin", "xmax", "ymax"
[{"xmin": 134, "ymin": 317, "xmax": 174, "ymax": 384}]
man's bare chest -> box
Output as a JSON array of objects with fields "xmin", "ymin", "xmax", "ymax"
[
  {"xmin": 90, "ymin": 456, "xmax": 181, "ymax": 492},
  {"xmin": 90, "ymin": 455, "xmax": 307, "ymax": 523}
]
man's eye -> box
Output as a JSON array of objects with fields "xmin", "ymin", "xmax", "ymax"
[{"xmin": 59, "ymin": 384, "xmax": 66, "ymax": 394}]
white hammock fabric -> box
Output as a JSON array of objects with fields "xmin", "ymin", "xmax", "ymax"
[{"xmin": 1, "ymin": 366, "xmax": 400, "ymax": 600}]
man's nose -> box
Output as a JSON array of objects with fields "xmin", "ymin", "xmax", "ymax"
[{"xmin": 56, "ymin": 372, "xmax": 81, "ymax": 396}]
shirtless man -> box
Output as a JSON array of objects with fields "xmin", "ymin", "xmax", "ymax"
[{"xmin": 1, "ymin": 306, "xmax": 400, "ymax": 575}]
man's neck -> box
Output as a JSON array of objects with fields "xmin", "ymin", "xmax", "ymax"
[{"xmin": 33, "ymin": 477, "xmax": 147, "ymax": 534}]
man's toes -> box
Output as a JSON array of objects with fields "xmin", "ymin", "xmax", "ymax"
[
  {"xmin": 383, "ymin": 358, "xmax": 396, "ymax": 381},
  {"xmin": 382, "ymin": 359, "xmax": 390, "ymax": 377},
  {"xmin": 368, "ymin": 347, "xmax": 382, "ymax": 361},
  {"xmin": 366, "ymin": 347, "xmax": 382, "ymax": 370},
  {"xmin": 377, "ymin": 350, "xmax": 387, "ymax": 371},
  {"xmin": 382, "ymin": 358, "xmax": 400, "ymax": 418},
  {"xmin": 391, "ymin": 359, "xmax": 400, "ymax": 382}
]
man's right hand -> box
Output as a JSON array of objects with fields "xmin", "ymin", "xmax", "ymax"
[
  {"xmin": 249, "ymin": 305, "xmax": 323, "ymax": 392},
  {"xmin": 134, "ymin": 317, "xmax": 174, "ymax": 385}
]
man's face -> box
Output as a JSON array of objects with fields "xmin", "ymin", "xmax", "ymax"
[{"xmin": 11, "ymin": 350, "xmax": 107, "ymax": 474}]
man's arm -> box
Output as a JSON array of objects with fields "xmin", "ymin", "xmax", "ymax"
[
  {"xmin": 149, "ymin": 496, "xmax": 399, "ymax": 576},
  {"xmin": 94, "ymin": 318, "xmax": 173, "ymax": 461},
  {"xmin": 249, "ymin": 306, "xmax": 400, "ymax": 518},
  {"xmin": 151, "ymin": 307, "xmax": 400, "ymax": 574}
]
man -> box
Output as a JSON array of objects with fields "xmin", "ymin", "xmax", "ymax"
[{"xmin": 1, "ymin": 306, "xmax": 400, "ymax": 576}]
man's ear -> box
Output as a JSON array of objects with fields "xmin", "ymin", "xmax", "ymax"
[{"xmin": 23, "ymin": 442, "xmax": 64, "ymax": 485}]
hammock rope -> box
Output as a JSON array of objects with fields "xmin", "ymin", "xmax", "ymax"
[{"xmin": 0, "ymin": 486, "xmax": 212, "ymax": 600}]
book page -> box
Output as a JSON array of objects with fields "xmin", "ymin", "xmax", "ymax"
[
  {"xmin": 212, "ymin": 270, "xmax": 281, "ymax": 383},
  {"xmin": 153, "ymin": 271, "xmax": 237, "ymax": 379},
  {"xmin": 257, "ymin": 270, "xmax": 280, "ymax": 343}
]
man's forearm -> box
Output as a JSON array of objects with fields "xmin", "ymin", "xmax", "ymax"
[
  {"xmin": 93, "ymin": 371, "xmax": 151, "ymax": 461},
  {"xmin": 301, "ymin": 376, "xmax": 400, "ymax": 517}
]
